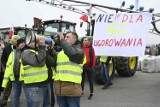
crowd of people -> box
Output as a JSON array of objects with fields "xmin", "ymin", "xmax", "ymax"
[{"xmin": 0, "ymin": 32, "xmax": 113, "ymax": 107}]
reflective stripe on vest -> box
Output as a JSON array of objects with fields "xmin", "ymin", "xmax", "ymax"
[
  {"xmin": 23, "ymin": 70, "xmax": 47, "ymax": 77},
  {"xmin": 55, "ymin": 51, "xmax": 83, "ymax": 83},
  {"xmin": 57, "ymin": 62, "xmax": 82, "ymax": 70},
  {"xmin": 56, "ymin": 70, "xmax": 81, "ymax": 76},
  {"xmin": 3, "ymin": 77, "xmax": 10, "ymax": 81}
]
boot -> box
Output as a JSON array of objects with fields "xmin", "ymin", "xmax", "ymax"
[{"xmin": 88, "ymin": 93, "xmax": 93, "ymax": 100}]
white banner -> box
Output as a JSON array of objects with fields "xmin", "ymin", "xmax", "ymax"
[{"xmin": 93, "ymin": 13, "xmax": 152, "ymax": 56}]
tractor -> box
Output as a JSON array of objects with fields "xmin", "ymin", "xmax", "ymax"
[
  {"xmin": 0, "ymin": 26, "xmax": 30, "ymax": 45},
  {"xmin": 32, "ymin": 17, "xmax": 77, "ymax": 51}
]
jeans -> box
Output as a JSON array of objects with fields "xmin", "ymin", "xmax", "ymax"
[
  {"xmin": 24, "ymin": 83, "xmax": 51, "ymax": 107},
  {"xmin": 57, "ymin": 96, "xmax": 80, "ymax": 107},
  {"xmin": 101, "ymin": 63, "xmax": 111, "ymax": 85},
  {"xmin": 11, "ymin": 79, "xmax": 23, "ymax": 107}
]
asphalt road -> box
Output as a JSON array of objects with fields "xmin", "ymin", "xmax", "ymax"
[{"xmin": 2, "ymin": 71, "xmax": 160, "ymax": 107}]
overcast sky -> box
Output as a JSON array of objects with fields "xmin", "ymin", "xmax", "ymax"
[{"xmin": 0, "ymin": 0, "xmax": 160, "ymax": 36}]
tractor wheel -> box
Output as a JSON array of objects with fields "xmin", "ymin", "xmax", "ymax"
[
  {"xmin": 115, "ymin": 57, "xmax": 138, "ymax": 77},
  {"xmin": 94, "ymin": 58, "xmax": 115, "ymax": 85}
]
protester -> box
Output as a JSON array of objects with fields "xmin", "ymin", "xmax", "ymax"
[
  {"xmin": 0, "ymin": 35, "xmax": 20, "ymax": 107},
  {"xmin": 21, "ymin": 36, "xmax": 51, "ymax": 107},
  {"xmin": 2, "ymin": 38, "xmax": 25, "ymax": 107},
  {"xmin": 81, "ymin": 37, "xmax": 96, "ymax": 100},
  {"xmin": 100, "ymin": 56, "xmax": 113, "ymax": 89},
  {"xmin": 45, "ymin": 39, "xmax": 57, "ymax": 107},
  {"xmin": 0, "ymin": 39, "xmax": 5, "ymax": 96},
  {"xmin": 54, "ymin": 32, "xmax": 85, "ymax": 107}
]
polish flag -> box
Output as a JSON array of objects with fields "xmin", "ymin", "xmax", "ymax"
[
  {"xmin": 9, "ymin": 26, "xmax": 14, "ymax": 39},
  {"xmin": 80, "ymin": 15, "xmax": 88, "ymax": 22}
]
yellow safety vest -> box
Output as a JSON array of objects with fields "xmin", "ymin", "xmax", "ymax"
[
  {"xmin": 100, "ymin": 56, "xmax": 112, "ymax": 63},
  {"xmin": 20, "ymin": 49, "xmax": 48, "ymax": 84},
  {"xmin": 2, "ymin": 50, "xmax": 23, "ymax": 88},
  {"xmin": 2, "ymin": 51, "xmax": 15, "ymax": 88},
  {"xmin": 54, "ymin": 50, "xmax": 84, "ymax": 84}
]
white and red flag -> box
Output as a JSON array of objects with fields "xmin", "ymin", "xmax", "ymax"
[
  {"xmin": 80, "ymin": 15, "xmax": 88, "ymax": 22},
  {"xmin": 9, "ymin": 26, "xmax": 14, "ymax": 39}
]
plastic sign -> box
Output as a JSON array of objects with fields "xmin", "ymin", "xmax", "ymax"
[{"xmin": 93, "ymin": 13, "xmax": 152, "ymax": 56}]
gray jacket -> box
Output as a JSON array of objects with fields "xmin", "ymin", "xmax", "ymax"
[
  {"xmin": 21, "ymin": 46, "xmax": 46, "ymax": 67},
  {"xmin": 13, "ymin": 48, "xmax": 23, "ymax": 77},
  {"xmin": 60, "ymin": 39, "xmax": 84, "ymax": 64}
]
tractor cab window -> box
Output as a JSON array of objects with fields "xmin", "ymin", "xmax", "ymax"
[
  {"xmin": 61, "ymin": 23, "xmax": 75, "ymax": 34},
  {"xmin": 62, "ymin": 23, "xmax": 71, "ymax": 34},
  {"xmin": 0, "ymin": 32, "xmax": 9, "ymax": 40},
  {"xmin": 44, "ymin": 23, "xmax": 58, "ymax": 37},
  {"xmin": 43, "ymin": 22, "xmax": 76, "ymax": 36},
  {"xmin": 17, "ymin": 30, "xmax": 26, "ymax": 38}
]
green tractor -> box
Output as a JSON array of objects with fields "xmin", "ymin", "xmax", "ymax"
[
  {"xmin": 32, "ymin": 17, "xmax": 76, "ymax": 52},
  {"xmin": 32, "ymin": 17, "xmax": 76, "ymax": 36},
  {"xmin": 0, "ymin": 26, "xmax": 30, "ymax": 44}
]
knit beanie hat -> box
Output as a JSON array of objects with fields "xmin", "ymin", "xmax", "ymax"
[
  {"xmin": 11, "ymin": 35, "xmax": 20, "ymax": 43},
  {"xmin": 17, "ymin": 38, "xmax": 25, "ymax": 47}
]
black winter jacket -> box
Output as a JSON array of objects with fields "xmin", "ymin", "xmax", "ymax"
[{"xmin": 1, "ymin": 44, "xmax": 16, "ymax": 68}]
